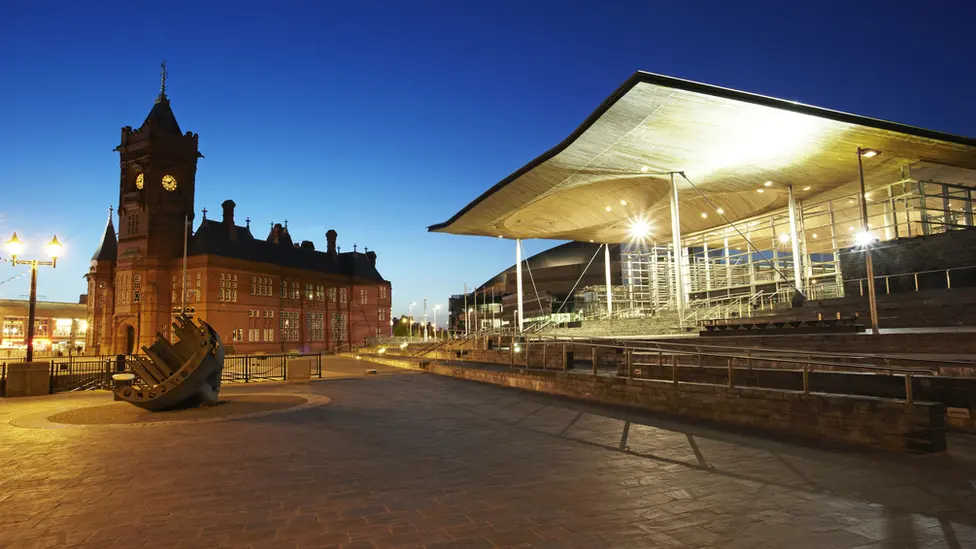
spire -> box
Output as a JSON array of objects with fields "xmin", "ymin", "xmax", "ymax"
[
  {"xmin": 158, "ymin": 59, "xmax": 168, "ymax": 102},
  {"xmin": 143, "ymin": 60, "xmax": 182, "ymax": 136},
  {"xmin": 91, "ymin": 207, "xmax": 118, "ymax": 262}
]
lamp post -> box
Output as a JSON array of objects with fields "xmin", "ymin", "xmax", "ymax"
[
  {"xmin": 433, "ymin": 304, "xmax": 442, "ymax": 340},
  {"xmin": 857, "ymin": 147, "xmax": 881, "ymax": 335},
  {"xmin": 423, "ymin": 297, "xmax": 428, "ymax": 342},
  {"xmin": 408, "ymin": 301, "xmax": 416, "ymax": 339},
  {"xmin": 4, "ymin": 233, "xmax": 63, "ymax": 362}
]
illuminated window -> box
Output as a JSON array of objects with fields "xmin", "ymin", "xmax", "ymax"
[
  {"xmin": 328, "ymin": 287, "xmax": 337, "ymax": 302},
  {"xmin": 291, "ymin": 281, "xmax": 299, "ymax": 300},
  {"xmin": 359, "ymin": 289, "xmax": 367, "ymax": 305},
  {"xmin": 305, "ymin": 283, "xmax": 313, "ymax": 301},
  {"xmin": 339, "ymin": 288, "xmax": 347, "ymax": 304},
  {"xmin": 379, "ymin": 286, "xmax": 387, "ymax": 300}
]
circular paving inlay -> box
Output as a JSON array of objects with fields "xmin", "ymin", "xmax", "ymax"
[{"xmin": 9, "ymin": 393, "xmax": 330, "ymax": 430}]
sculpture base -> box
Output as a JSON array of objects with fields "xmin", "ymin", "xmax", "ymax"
[
  {"xmin": 4, "ymin": 362, "xmax": 50, "ymax": 397},
  {"xmin": 48, "ymin": 394, "xmax": 307, "ymax": 426}
]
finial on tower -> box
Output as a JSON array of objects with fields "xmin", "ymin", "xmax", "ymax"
[
  {"xmin": 245, "ymin": 216, "xmax": 251, "ymax": 229},
  {"xmin": 353, "ymin": 243, "xmax": 357, "ymax": 252},
  {"xmin": 160, "ymin": 60, "xmax": 168, "ymax": 97},
  {"xmin": 201, "ymin": 207, "xmax": 207, "ymax": 220},
  {"xmin": 108, "ymin": 205, "xmax": 114, "ymax": 219}
]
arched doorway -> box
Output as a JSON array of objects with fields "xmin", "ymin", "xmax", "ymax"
[{"xmin": 124, "ymin": 325, "xmax": 135, "ymax": 355}]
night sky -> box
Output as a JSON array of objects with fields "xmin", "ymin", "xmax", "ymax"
[{"xmin": 1, "ymin": 0, "xmax": 974, "ymax": 316}]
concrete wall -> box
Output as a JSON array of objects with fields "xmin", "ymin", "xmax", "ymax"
[{"xmin": 358, "ymin": 354, "xmax": 946, "ymax": 453}]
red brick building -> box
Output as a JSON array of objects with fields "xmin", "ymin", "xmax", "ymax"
[{"xmin": 85, "ymin": 75, "xmax": 391, "ymax": 355}]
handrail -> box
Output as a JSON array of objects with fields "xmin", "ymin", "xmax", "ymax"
[{"xmin": 524, "ymin": 333, "xmax": 976, "ymax": 370}]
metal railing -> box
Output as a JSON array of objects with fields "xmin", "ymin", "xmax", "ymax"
[{"xmin": 0, "ymin": 352, "xmax": 327, "ymax": 393}]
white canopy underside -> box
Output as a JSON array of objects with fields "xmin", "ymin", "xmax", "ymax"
[{"xmin": 430, "ymin": 72, "xmax": 976, "ymax": 242}]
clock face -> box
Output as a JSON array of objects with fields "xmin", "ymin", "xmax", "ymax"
[
  {"xmin": 135, "ymin": 173, "xmax": 144, "ymax": 190},
  {"xmin": 161, "ymin": 174, "xmax": 177, "ymax": 191}
]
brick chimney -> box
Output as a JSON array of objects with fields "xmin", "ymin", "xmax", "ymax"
[
  {"xmin": 326, "ymin": 229, "xmax": 337, "ymax": 257},
  {"xmin": 222, "ymin": 200, "xmax": 236, "ymax": 241}
]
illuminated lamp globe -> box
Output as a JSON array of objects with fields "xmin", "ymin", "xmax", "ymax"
[
  {"xmin": 46, "ymin": 235, "xmax": 62, "ymax": 259},
  {"xmin": 4, "ymin": 232, "xmax": 24, "ymax": 258},
  {"xmin": 854, "ymin": 231, "xmax": 875, "ymax": 246}
]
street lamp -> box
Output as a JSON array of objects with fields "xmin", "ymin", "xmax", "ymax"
[
  {"xmin": 4, "ymin": 233, "xmax": 63, "ymax": 362},
  {"xmin": 857, "ymin": 147, "xmax": 882, "ymax": 335},
  {"xmin": 408, "ymin": 301, "xmax": 416, "ymax": 339},
  {"xmin": 433, "ymin": 304, "xmax": 442, "ymax": 340},
  {"xmin": 423, "ymin": 297, "xmax": 428, "ymax": 342}
]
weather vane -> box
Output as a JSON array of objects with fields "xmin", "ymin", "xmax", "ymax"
[{"xmin": 160, "ymin": 60, "xmax": 168, "ymax": 96}]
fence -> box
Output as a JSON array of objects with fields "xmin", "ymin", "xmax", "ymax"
[{"xmin": 0, "ymin": 352, "xmax": 325, "ymax": 394}]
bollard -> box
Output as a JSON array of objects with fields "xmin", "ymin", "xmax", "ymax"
[
  {"xmin": 510, "ymin": 342, "xmax": 514, "ymax": 368},
  {"xmin": 802, "ymin": 366, "xmax": 809, "ymax": 394},
  {"xmin": 905, "ymin": 373, "xmax": 914, "ymax": 403},
  {"xmin": 591, "ymin": 346, "xmax": 598, "ymax": 376},
  {"xmin": 727, "ymin": 358, "xmax": 734, "ymax": 388},
  {"xmin": 542, "ymin": 343, "xmax": 546, "ymax": 371},
  {"xmin": 562, "ymin": 344, "xmax": 568, "ymax": 372},
  {"xmin": 626, "ymin": 350, "xmax": 633, "ymax": 379},
  {"xmin": 658, "ymin": 351, "xmax": 663, "ymax": 367},
  {"xmin": 696, "ymin": 348, "xmax": 702, "ymax": 368},
  {"xmin": 671, "ymin": 354, "xmax": 678, "ymax": 384}
]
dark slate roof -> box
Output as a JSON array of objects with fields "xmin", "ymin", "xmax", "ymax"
[
  {"xmin": 91, "ymin": 217, "xmax": 118, "ymax": 262},
  {"xmin": 188, "ymin": 219, "xmax": 385, "ymax": 282},
  {"xmin": 142, "ymin": 94, "xmax": 183, "ymax": 136},
  {"xmin": 478, "ymin": 241, "xmax": 620, "ymax": 290}
]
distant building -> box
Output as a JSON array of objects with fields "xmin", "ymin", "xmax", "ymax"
[
  {"xmin": 86, "ymin": 68, "xmax": 391, "ymax": 355},
  {"xmin": 448, "ymin": 242, "xmax": 622, "ymax": 331},
  {"xmin": 0, "ymin": 298, "xmax": 87, "ymax": 354}
]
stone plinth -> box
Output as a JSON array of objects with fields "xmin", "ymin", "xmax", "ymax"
[
  {"xmin": 4, "ymin": 361, "xmax": 50, "ymax": 397},
  {"xmin": 287, "ymin": 358, "xmax": 312, "ymax": 383}
]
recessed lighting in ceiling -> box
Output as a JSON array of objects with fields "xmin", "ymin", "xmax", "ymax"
[
  {"xmin": 605, "ymin": 206, "xmax": 612, "ymax": 212},
  {"xmin": 700, "ymin": 212, "xmax": 708, "ymax": 219},
  {"xmin": 620, "ymin": 200, "xmax": 627, "ymax": 206},
  {"xmin": 764, "ymin": 181, "xmax": 773, "ymax": 187},
  {"xmin": 757, "ymin": 189, "xmax": 765, "ymax": 194},
  {"xmin": 716, "ymin": 208, "xmax": 724, "ymax": 215},
  {"xmin": 778, "ymin": 234, "xmax": 790, "ymax": 244},
  {"xmin": 803, "ymin": 186, "xmax": 811, "ymax": 191},
  {"xmin": 812, "ymin": 233, "xmax": 818, "ymax": 239},
  {"xmin": 640, "ymin": 166, "xmax": 649, "ymax": 173}
]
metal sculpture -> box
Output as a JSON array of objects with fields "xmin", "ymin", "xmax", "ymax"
[{"xmin": 113, "ymin": 315, "xmax": 225, "ymax": 411}]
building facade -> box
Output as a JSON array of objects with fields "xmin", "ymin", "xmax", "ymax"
[
  {"xmin": 0, "ymin": 298, "xmax": 87, "ymax": 356},
  {"xmin": 85, "ymin": 76, "xmax": 391, "ymax": 355}
]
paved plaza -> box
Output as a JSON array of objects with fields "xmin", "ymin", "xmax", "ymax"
[{"xmin": 1, "ymin": 357, "xmax": 975, "ymax": 549}]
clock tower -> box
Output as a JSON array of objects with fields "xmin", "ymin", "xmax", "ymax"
[
  {"xmin": 115, "ymin": 61, "xmax": 202, "ymax": 262},
  {"xmin": 108, "ymin": 61, "xmax": 203, "ymax": 353}
]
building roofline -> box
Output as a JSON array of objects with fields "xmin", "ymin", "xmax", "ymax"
[{"xmin": 428, "ymin": 70, "xmax": 976, "ymax": 232}]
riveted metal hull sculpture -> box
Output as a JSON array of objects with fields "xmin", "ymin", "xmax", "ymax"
[{"xmin": 113, "ymin": 315, "xmax": 225, "ymax": 411}]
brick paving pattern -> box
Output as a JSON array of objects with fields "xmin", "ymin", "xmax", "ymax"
[{"xmin": 1, "ymin": 357, "xmax": 975, "ymax": 548}]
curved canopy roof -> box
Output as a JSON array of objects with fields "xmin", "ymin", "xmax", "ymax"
[{"xmin": 429, "ymin": 71, "xmax": 976, "ymax": 243}]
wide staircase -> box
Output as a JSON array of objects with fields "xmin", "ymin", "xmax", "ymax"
[{"xmin": 744, "ymin": 286, "xmax": 976, "ymax": 328}]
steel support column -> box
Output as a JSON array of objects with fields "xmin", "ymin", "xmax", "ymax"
[
  {"xmin": 516, "ymin": 239, "xmax": 524, "ymax": 334},
  {"xmin": 604, "ymin": 243, "xmax": 613, "ymax": 317},
  {"xmin": 787, "ymin": 185, "xmax": 804, "ymax": 295},
  {"xmin": 669, "ymin": 173, "xmax": 686, "ymax": 315}
]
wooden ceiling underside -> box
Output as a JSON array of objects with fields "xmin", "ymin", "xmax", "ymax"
[{"xmin": 430, "ymin": 72, "xmax": 976, "ymax": 243}]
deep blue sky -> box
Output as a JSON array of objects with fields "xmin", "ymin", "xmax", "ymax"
[{"xmin": 1, "ymin": 0, "xmax": 974, "ymax": 316}]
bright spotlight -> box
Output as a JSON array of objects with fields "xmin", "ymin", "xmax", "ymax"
[
  {"xmin": 854, "ymin": 231, "xmax": 875, "ymax": 246},
  {"xmin": 628, "ymin": 218, "xmax": 651, "ymax": 240},
  {"xmin": 778, "ymin": 234, "xmax": 790, "ymax": 244}
]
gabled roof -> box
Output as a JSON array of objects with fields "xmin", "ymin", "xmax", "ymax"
[
  {"xmin": 91, "ymin": 216, "xmax": 118, "ymax": 262},
  {"xmin": 142, "ymin": 94, "xmax": 183, "ymax": 136},
  {"xmin": 188, "ymin": 219, "xmax": 386, "ymax": 282}
]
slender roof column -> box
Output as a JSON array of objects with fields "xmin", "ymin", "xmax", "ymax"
[
  {"xmin": 787, "ymin": 184, "xmax": 804, "ymax": 295},
  {"xmin": 604, "ymin": 243, "xmax": 613, "ymax": 317},
  {"xmin": 516, "ymin": 239, "xmax": 524, "ymax": 334},
  {"xmin": 669, "ymin": 173, "xmax": 686, "ymax": 315}
]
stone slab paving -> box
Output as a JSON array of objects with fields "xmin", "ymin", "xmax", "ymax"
[{"xmin": 0, "ymin": 357, "xmax": 975, "ymax": 548}]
